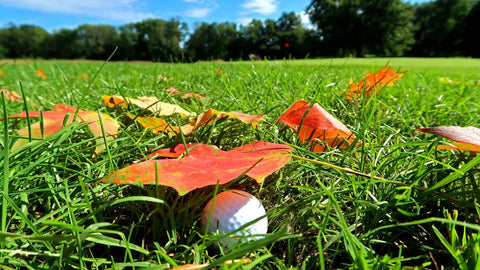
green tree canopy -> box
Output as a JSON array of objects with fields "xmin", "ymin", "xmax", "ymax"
[
  {"xmin": 185, "ymin": 22, "xmax": 238, "ymax": 61},
  {"xmin": 307, "ymin": 0, "xmax": 415, "ymax": 57},
  {"xmin": 411, "ymin": 0, "xmax": 471, "ymax": 56},
  {"xmin": 76, "ymin": 24, "xmax": 119, "ymax": 60},
  {"xmin": 0, "ymin": 24, "xmax": 49, "ymax": 58}
]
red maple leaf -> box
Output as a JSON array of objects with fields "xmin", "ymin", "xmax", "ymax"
[{"xmin": 100, "ymin": 141, "xmax": 293, "ymax": 195}]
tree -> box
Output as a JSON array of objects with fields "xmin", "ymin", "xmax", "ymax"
[
  {"xmin": 307, "ymin": 0, "xmax": 415, "ymax": 57},
  {"xmin": 185, "ymin": 22, "xmax": 239, "ymax": 61},
  {"xmin": 361, "ymin": 0, "xmax": 415, "ymax": 56},
  {"xmin": 0, "ymin": 23, "xmax": 49, "ymax": 58},
  {"xmin": 240, "ymin": 18, "xmax": 282, "ymax": 59},
  {"xmin": 260, "ymin": 19, "xmax": 281, "ymax": 58},
  {"xmin": 131, "ymin": 19, "xmax": 186, "ymax": 62},
  {"xmin": 410, "ymin": 0, "xmax": 471, "ymax": 56},
  {"xmin": 240, "ymin": 19, "xmax": 264, "ymax": 58},
  {"xmin": 43, "ymin": 29, "xmax": 80, "ymax": 59},
  {"xmin": 276, "ymin": 12, "xmax": 308, "ymax": 58},
  {"xmin": 462, "ymin": 1, "xmax": 480, "ymax": 57},
  {"xmin": 307, "ymin": 0, "xmax": 362, "ymax": 56},
  {"xmin": 76, "ymin": 24, "xmax": 119, "ymax": 60}
]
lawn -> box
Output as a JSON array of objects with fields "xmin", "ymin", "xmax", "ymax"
[{"xmin": 0, "ymin": 58, "xmax": 479, "ymax": 269}]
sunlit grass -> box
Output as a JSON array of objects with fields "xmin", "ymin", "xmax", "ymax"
[{"xmin": 0, "ymin": 58, "xmax": 479, "ymax": 269}]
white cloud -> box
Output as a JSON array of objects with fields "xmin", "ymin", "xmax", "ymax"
[
  {"xmin": 0, "ymin": 0, "xmax": 154, "ymax": 22},
  {"xmin": 185, "ymin": 7, "xmax": 212, "ymax": 18},
  {"xmin": 298, "ymin": 11, "xmax": 314, "ymax": 29},
  {"xmin": 241, "ymin": 0, "xmax": 277, "ymax": 15}
]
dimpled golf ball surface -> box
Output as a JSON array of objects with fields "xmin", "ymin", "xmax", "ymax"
[{"xmin": 201, "ymin": 190, "xmax": 268, "ymax": 249}]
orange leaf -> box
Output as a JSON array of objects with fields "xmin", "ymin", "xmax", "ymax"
[
  {"xmin": 277, "ymin": 100, "xmax": 356, "ymax": 152},
  {"xmin": 102, "ymin": 95, "xmax": 127, "ymax": 107},
  {"xmin": 125, "ymin": 113, "xmax": 178, "ymax": 134},
  {"xmin": 3, "ymin": 104, "xmax": 119, "ymax": 155},
  {"xmin": 77, "ymin": 73, "xmax": 88, "ymax": 79},
  {"xmin": 166, "ymin": 87, "xmax": 206, "ymax": 99},
  {"xmin": 100, "ymin": 141, "xmax": 293, "ymax": 195},
  {"xmin": 346, "ymin": 65, "xmax": 404, "ymax": 99},
  {"xmin": 418, "ymin": 126, "xmax": 480, "ymax": 153},
  {"xmin": 0, "ymin": 69, "xmax": 4, "ymax": 77},
  {"xmin": 437, "ymin": 142, "xmax": 480, "ymax": 152},
  {"xmin": 36, "ymin": 69, "xmax": 47, "ymax": 79},
  {"xmin": 181, "ymin": 108, "xmax": 265, "ymax": 135}
]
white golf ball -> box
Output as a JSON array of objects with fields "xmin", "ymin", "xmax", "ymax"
[{"xmin": 201, "ymin": 190, "xmax": 268, "ymax": 249}]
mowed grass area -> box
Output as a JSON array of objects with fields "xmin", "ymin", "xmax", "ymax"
[{"xmin": 0, "ymin": 58, "xmax": 479, "ymax": 269}]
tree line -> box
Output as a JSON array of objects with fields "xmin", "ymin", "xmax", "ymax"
[{"xmin": 0, "ymin": 0, "xmax": 478, "ymax": 61}]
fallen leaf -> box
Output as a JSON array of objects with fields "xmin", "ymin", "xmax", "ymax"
[
  {"xmin": 438, "ymin": 77, "xmax": 480, "ymax": 86},
  {"xmin": 1, "ymin": 88, "xmax": 23, "ymax": 103},
  {"xmin": 100, "ymin": 141, "xmax": 293, "ymax": 195},
  {"xmin": 36, "ymin": 69, "xmax": 47, "ymax": 79},
  {"xmin": 346, "ymin": 65, "xmax": 404, "ymax": 99},
  {"xmin": 0, "ymin": 69, "xmax": 4, "ymax": 77},
  {"xmin": 102, "ymin": 95, "xmax": 127, "ymax": 108},
  {"xmin": 3, "ymin": 104, "xmax": 119, "ymax": 155},
  {"xmin": 181, "ymin": 108, "xmax": 265, "ymax": 135},
  {"xmin": 166, "ymin": 87, "xmax": 206, "ymax": 99},
  {"xmin": 418, "ymin": 126, "xmax": 480, "ymax": 152},
  {"xmin": 125, "ymin": 113, "xmax": 178, "ymax": 134},
  {"xmin": 101, "ymin": 95, "xmax": 192, "ymax": 117},
  {"xmin": 77, "ymin": 73, "xmax": 88, "ymax": 79},
  {"xmin": 276, "ymin": 100, "xmax": 356, "ymax": 152}
]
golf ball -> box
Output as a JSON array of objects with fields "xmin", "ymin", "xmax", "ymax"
[{"xmin": 201, "ymin": 190, "xmax": 268, "ymax": 249}]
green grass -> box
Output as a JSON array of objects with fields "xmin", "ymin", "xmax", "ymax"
[{"xmin": 1, "ymin": 57, "xmax": 479, "ymax": 269}]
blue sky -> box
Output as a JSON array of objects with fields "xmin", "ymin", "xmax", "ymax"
[{"xmin": 0, "ymin": 0, "xmax": 314, "ymax": 32}]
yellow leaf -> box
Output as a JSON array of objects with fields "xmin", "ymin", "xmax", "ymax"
[{"xmin": 125, "ymin": 113, "xmax": 178, "ymax": 134}]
